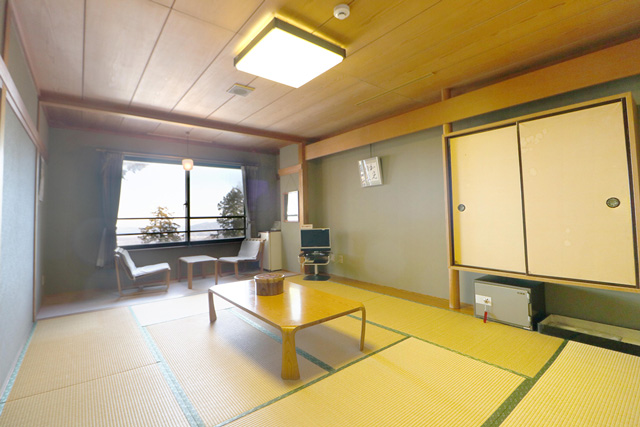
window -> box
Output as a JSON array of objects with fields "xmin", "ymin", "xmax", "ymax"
[
  {"xmin": 284, "ymin": 191, "xmax": 299, "ymax": 222},
  {"xmin": 116, "ymin": 158, "xmax": 245, "ymax": 247}
]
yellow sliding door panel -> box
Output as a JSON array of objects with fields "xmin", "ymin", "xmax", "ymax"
[
  {"xmin": 520, "ymin": 102, "xmax": 636, "ymax": 286},
  {"xmin": 449, "ymin": 126, "xmax": 526, "ymax": 273}
]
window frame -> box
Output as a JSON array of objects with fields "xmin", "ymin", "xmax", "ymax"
[
  {"xmin": 116, "ymin": 156, "xmax": 246, "ymax": 249},
  {"xmin": 283, "ymin": 190, "xmax": 299, "ymax": 223}
]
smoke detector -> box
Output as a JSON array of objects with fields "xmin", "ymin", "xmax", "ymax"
[{"xmin": 333, "ymin": 4, "xmax": 350, "ymax": 20}]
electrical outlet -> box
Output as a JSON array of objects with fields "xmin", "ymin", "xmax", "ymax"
[
  {"xmin": 337, "ymin": 254, "xmax": 344, "ymax": 264},
  {"xmin": 475, "ymin": 294, "xmax": 492, "ymax": 306}
]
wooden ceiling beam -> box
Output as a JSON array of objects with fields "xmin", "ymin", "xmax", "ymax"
[
  {"xmin": 278, "ymin": 163, "xmax": 301, "ymax": 176},
  {"xmin": 306, "ymin": 37, "xmax": 640, "ymax": 161},
  {"xmin": 39, "ymin": 93, "xmax": 308, "ymax": 144}
]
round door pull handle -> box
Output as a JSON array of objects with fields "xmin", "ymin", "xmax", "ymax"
[
  {"xmin": 457, "ymin": 204, "xmax": 466, "ymax": 212},
  {"xmin": 606, "ymin": 197, "xmax": 620, "ymax": 208}
]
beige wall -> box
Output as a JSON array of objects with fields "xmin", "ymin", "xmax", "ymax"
[
  {"xmin": 307, "ymin": 127, "xmax": 451, "ymax": 299},
  {"xmin": 0, "ymin": 104, "xmax": 37, "ymax": 398},
  {"xmin": 7, "ymin": 23, "xmax": 39, "ymax": 121}
]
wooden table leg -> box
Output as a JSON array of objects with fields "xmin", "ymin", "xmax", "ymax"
[
  {"xmin": 280, "ymin": 327, "xmax": 300, "ymax": 380},
  {"xmin": 208, "ymin": 290, "xmax": 217, "ymax": 322},
  {"xmin": 187, "ymin": 263, "xmax": 193, "ymax": 289},
  {"xmin": 214, "ymin": 261, "xmax": 219, "ymax": 285},
  {"xmin": 359, "ymin": 307, "xmax": 366, "ymax": 351}
]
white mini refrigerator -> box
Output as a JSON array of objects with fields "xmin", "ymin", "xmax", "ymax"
[
  {"xmin": 259, "ymin": 231, "xmax": 282, "ymax": 271},
  {"xmin": 474, "ymin": 275, "xmax": 545, "ymax": 330}
]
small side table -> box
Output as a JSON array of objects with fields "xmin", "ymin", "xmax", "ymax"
[{"xmin": 178, "ymin": 256, "xmax": 218, "ymax": 289}]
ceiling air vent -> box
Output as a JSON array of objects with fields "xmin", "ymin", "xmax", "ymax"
[{"xmin": 227, "ymin": 84, "xmax": 255, "ymax": 97}]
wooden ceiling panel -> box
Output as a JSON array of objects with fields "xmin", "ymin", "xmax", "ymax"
[
  {"xmin": 131, "ymin": 10, "xmax": 235, "ymax": 110},
  {"xmin": 171, "ymin": 43, "xmax": 251, "ymax": 118},
  {"xmin": 151, "ymin": 0, "xmax": 174, "ymax": 7},
  {"xmin": 207, "ymin": 77, "xmax": 293, "ymax": 123},
  {"xmin": 363, "ymin": 0, "xmax": 614, "ymax": 95},
  {"xmin": 274, "ymin": 0, "xmax": 344, "ymax": 35},
  {"xmin": 120, "ymin": 116, "xmax": 162, "ymax": 135},
  {"xmin": 239, "ymin": 73, "xmax": 365, "ymax": 130},
  {"xmin": 267, "ymin": 78, "xmax": 414, "ymax": 136},
  {"xmin": 334, "ymin": 0, "xmax": 484, "ymax": 83},
  {"xmin": 189, "ymin": 127, "xmax": 224, "ymax": 143},
  {"xmin": 150, "ymin": 122, "xmax": 194, "ymax": 140},
  {"xmin": 287, "ymin": 91, "xmax": 426, "ymax": 139},
  {"xmin": 83, "ymin": 0, "xmax": 169, "ymax": 102},
  {"xmin": 173, "ymin": 0, "xmax": 264, "ymax": 32},
  {"xmin": 121, "ymin": 117, "xmax": 224, "ymax": 143},
  {"xmin": 316, "ymin": 0, "xmax": 439, "ymax": 54},
  {"xmin": 82, "ymin": 110, "xmax": 124, "ymax": 132},
  {"xmin": 44, "ymin": 105, "xmax": 83, "ymax": 128},
  {"xmin": 394, "ymin": 0, "xmax": 640, "ymax": 101},
  {"xmin": 11, "ymin": 0, "xmax": 84, "ymax": 96},
  {"xmin": 211, "ymin": 130, "xmax": 289, "ymax": 152}
]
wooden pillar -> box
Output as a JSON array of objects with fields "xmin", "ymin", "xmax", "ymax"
[
  {"xmin": 298, "ymin": 143, "xmax": 308, "ymax": 225},
  {"xmin": 277, "ymin": 150, "xmax": 308, "ymax": 274},
  {"xmin": 299, "ymin": 143, "xmax": 309, "ymax": 274},
  {"xmin": 442, "ymin": 88, "xmax": 461, "ymax": 309}
]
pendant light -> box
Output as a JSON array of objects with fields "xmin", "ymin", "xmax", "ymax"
[{"xmin": 182, "ymin": 131, "xmax": 194, "ymax": 171}]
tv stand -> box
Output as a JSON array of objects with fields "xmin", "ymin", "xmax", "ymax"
[{"xmin": 299, "ymin": 250, "xmax": 331, "ymax": 281}]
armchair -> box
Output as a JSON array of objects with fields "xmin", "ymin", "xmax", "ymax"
[
  {"xmin": 217, "ymin": 238, "xmax": 265, "ymax": 279},
  {"xmin": 114, "ymin": 247, "xmax": 171, "ymax": 296}
]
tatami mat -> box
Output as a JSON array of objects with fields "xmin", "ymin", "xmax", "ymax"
[
  {"xmin": 283, "ymin": 279, "xmax": 561, "ymax": 377},
  {"xmin": 146, "ymin": 311, "xmax": 327, "ymax": 426},
  {"xmin": 131, "ymin": 292, "xmax": 231, "ymax": 326},
  {"xmin": 6, "ymin": 307, "xmax": 156, "ymax": 400},
  {"xmin": 502, "ymin": 341, "xmax": 640, "ymax": 426},
  {"xmin": 236, "ymin": 311, "xmax": 405, "ymax": 369},
  {"xmin": 362, "ymin": 295, "xmax": 562, "ymax": 377},
  {"xmin": 6, "ymin": 279, "xmax": 633, "ymax": 427},
  {"xmin": 0, "ymin": 365, "xmax": 189, "ymax": 427},
  {"xmin": 288, "ymin": 277, "xmax": 382, "ymax": 302},
  {"xmin": 228, "ymin": 337, "xmax": 524, "ymax": 426}
]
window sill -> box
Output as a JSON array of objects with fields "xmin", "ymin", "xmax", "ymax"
[{"xmin": 121, "ymin": 237, "xmax": 244, "ymax": 251}]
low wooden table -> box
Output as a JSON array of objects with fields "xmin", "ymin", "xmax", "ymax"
[
  {"xmin": 208, "ymin": 280, "xmax": 366, "ymax": 380},
  {"xmin": 178, "ymin": 255, "xmax": 218, "ymax": 289}
]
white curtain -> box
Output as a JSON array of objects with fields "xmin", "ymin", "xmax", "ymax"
[{"xmin": 96, "ymin": 152, "xmax": 124, "ymax": 267}]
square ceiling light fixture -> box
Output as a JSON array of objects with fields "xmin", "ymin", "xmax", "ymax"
[{"xmin": 234, "ymin": 18, "xmax": 346, "ymax": 88}]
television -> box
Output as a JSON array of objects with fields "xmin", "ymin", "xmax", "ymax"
[{"xmin": 300, "ymin": 228, "xmax": 331, "ymax": 251}]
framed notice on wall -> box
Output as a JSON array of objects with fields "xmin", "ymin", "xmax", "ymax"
[{"xmin": 358, "ymin": 156, "xmax": 383, "ymax": 187}]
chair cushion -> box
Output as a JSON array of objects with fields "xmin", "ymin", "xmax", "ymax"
[
  {"xmin": 132, "ymin": 262, "xmax": 171, "ymax": 278},
  {"xmin": 218, "ymin": 257, "xmax": 256, "ymax": 264},
  {"xmin": 115, "ymin": 247, "xmax": 170, "ymax": 279},
  {"xmin": 237, "ymin": 240, "xmax": 261, "ymax": 259}
]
